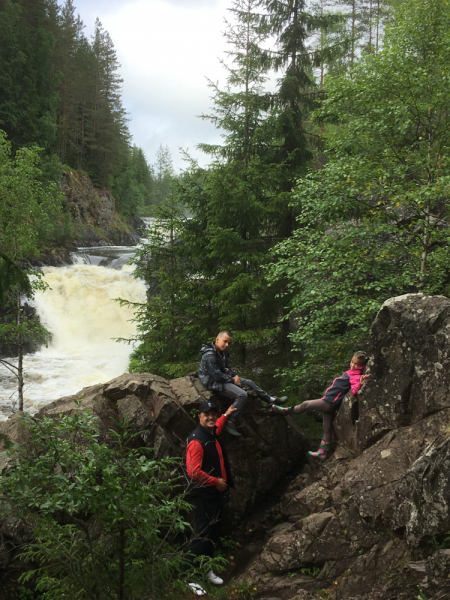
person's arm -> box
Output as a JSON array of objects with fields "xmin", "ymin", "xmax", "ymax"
[
  {"xmin": 215, "ymin": 406, "xmax": 237, "ymax": 435},
  {"xmin": 349, "ymin": 370, "xmax": 364, "ymax": 395},
  {"xmin": 204, "ymin": 353, "xmax": 234, "ymax": 384},
  {"xmin": 186, "ymin": 440, "xmax": 219, "ymax": 487}
]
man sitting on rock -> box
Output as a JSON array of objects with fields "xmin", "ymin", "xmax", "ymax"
[
  {"xmin": 198, "ymin": 330, "xmax": 287, "ymax": 437},
  {"xmin": 185, "ymin": 400, "xmax": 236, "ymax": 596}
]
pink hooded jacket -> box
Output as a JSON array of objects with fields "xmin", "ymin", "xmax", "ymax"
[{"xmin": 321, "ymin": 364, "xmax": 365, "ymax": 406}]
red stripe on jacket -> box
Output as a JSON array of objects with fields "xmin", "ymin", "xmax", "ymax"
[{"xmin": 186, "ymin": 414, "xmax": 228, "ymax": 487}]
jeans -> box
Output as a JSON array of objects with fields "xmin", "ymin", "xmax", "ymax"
[{"xmin": 219, "ymin": 378, "xmax": 272, "ymax": 423}]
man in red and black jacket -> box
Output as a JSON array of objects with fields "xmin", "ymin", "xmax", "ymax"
[{"xmin": 185, "ymin": 400, "xmax": 236, "ymax": 592}]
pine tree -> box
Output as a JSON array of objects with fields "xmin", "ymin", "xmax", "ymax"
[
  {"xmin": 90, "ymin": 18, "xmax": 129, "ymax": 185},
  {"xmin": 119, "ymin": 191, "xmax": 197, "ymax": 378},
  {"xmin": 0, "ymin": 0, "xmax": 59, "ymax": 151},
  {"xmin": 180, "ymin": 0, "xmax": 283, "ymax": 365},
  {"xmin": 0, "ymin": 132, "xmax": 62, "ymax": 410}
]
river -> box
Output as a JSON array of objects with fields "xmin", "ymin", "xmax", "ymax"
[{"xmin": 0, "ymin": 238, "xmax": 151, "ymax": 421}]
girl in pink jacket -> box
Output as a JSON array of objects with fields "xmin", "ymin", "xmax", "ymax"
[{"xmin": 272, "ymin": 351, "xmax": 370, "ymax": 460}]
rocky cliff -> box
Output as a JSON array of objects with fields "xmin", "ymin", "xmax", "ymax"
[
  {"xmin": 238, "ymin": 294, "xmax": 450, "ymax": 600},
  {"xmin": 62, "ymin": 170, "xmax": 142, "ymax": 248},
  {"xmin": 1, "ymin": 293, "xmax": 450, "ymax": 600}
]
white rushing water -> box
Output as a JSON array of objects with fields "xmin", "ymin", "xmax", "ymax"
[{"xmin": 0, "ymin": 251, "xmax": 147, "ymax": 420}]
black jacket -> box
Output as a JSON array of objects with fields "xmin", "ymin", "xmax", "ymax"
[
  {"xmin": 198, "ymin": 342, "xmax": 237, "ymax": 392},
  {"xmin": 186, "ymin": 423, "xmax": 234, "ymax": 497}
]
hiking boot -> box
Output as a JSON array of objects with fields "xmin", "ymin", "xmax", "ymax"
[
  {"xmin": 269, "ymin": 395, "xmax": 288, "ymax": 405},
  {"xmin": 270, "ymin": 404, "xmax": 293, "ymax": 415}
]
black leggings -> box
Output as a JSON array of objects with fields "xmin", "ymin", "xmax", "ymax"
[{"xmin": 292, "ymin": 399, "xmax": 338, "ymax": 444}]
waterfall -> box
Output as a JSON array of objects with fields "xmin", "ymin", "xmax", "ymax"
[{"xmin": 0, "ymin": 256, "xmax": 147, "ymax": 420}]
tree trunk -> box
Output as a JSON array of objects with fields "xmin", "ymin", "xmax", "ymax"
[{"xmin": 16, "ymin": 288, "xmax": 24, "ymax": 412}]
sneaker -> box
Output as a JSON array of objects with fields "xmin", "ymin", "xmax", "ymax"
[
  {"xmin": 269, "ymin": 395, "xmax": 288, "ymax": 405},
  {"xmin": 207, "ymin": 570, "xmax": 224, "ymax": 585},
  {"xmin": 188, "ymin": 582, "xmax": 207, "ymax": 596},
  {"xmin": 224, "ymin": 423, "xmax": 242, "ymax": 437}
]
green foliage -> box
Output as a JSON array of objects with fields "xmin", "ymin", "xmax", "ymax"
[
  {"xmin": 0, "ymin": 411, "xmax": 197, "ymax": 600},
  {"xmin": 0, "ymin": 253, "xmax": 32, "ymax": 304},
  {"xmin": 0, "ymin": 0, "xmax": 151, "ymax": 222},
  {"xmin": 300, "ymin": 566, "xmax": 321, "ymax": 577},
  {"xmin": 220, "ymin": 536, "xmax": 242, "ymax": 550},
  {"xmin": 270, "ymin": 0, "xmax": 450, "ymax": 392},
  {"xmin": 177, "ymin": 1, "xmax": 292, "ymax": 365},
  {"xmin": 431, "ymin": 532, "xmax": 450, "ymax": 549},
  {"xmin": 0, "ymin": 0, "xmax": 59, "ymax": 151},
  {"xmin": 417, "ymin": 586, "xmax": 428, "ymax": 600},
  {"xmin": 0, "ymin": 131, "xmax": 62, "ymax": 260},
  {"xmin": 0, "ymin": 130, "xmax": 63, "ymax": 407},
  {"xmin": 119, "ymin": 191, "xmax": 201, "ymax": 378}
]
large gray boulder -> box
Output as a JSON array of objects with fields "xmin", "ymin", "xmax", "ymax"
[
  {"xmin": 335, "ymin": 293, "xmax": 450, "ymax": 455},
  {"xmin": 238, "ymin": 294, "xmax": 450, "ymax": 600},
  {"xmin": 2, "ymin": 372, "xmax": 307, "ymax": 523}
]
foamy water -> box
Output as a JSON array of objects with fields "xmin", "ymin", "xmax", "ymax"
[{"xmin": 0, "ymin": 262, "xmax": 147, "ymax": 419}]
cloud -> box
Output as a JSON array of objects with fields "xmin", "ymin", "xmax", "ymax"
[
  {"xmin": 100, "ymin": 0, "xmax": 230, "ymax": 170},
  {"xmin": 59, "ymin": 0, "xmax": 231, "ymax": 170}
]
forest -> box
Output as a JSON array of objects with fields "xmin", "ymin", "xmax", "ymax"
[
  {"xmin": 125, "ymin": 0, "xmax": 450, "ymax": 400},
  {"xmin": 1, "ymin": 0, "xmax": 450, "ymax": 401}
]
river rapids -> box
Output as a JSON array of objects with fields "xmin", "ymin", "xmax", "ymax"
[{"xmin": 0, "ymin": 245, "xmax": 148, "ymax": 420}]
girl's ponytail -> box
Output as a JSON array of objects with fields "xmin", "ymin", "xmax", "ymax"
[{"xmin": 354, "ymin": 350, "xmax": 369, "ymax": 364}]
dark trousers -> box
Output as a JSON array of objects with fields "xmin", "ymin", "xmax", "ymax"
[
  {"xmin": 220, "ymin": 378, "xmax": 272, "ymax": 423},
  {"xmin": 293, "ymin": 398, "xmax": 339, "ymax": 444},
  {"xmin": 186, "ymin": 494, "xmax": 224, "ymax": 566}
]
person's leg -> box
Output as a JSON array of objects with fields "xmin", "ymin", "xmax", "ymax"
[
  {"xmin": 219, "ymin": 383, "xmax": 248, "ymax": 424},
  {"xmin": 186, "ymin": 496, "xmax": 216, "ymax": 565},
  {"xmin": 322, "ymin": 411, "xmax": 336, "ymax": 444},
  {"xmin": 271, "ymin": 398, "xmax": 338, "ymax": 459},
  {"xmin": 271, "ymin": 398, "xmax": 323, "ymax": 415},
  {"xmin": 238, "ymin": 378, "xmax": 272, "ymax": 404},
  {"xmin": 299, "ymin": 400, "xmax": 338, "ymax": 460},
  {"xmin": 186, "ymin": 495, "xmax": 224, "ymax": 592}
]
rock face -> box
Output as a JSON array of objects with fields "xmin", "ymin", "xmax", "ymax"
[
  {"xmin": 1, "ymin": 372, "xmax": 307, "ymax": 522},
  {"xmin": 62, "ymin": 170, "xmax": 141, "ymax": 247},
  {"xmin": 238, "ymin": 294, "xmax": 450, "ymax": 600}
]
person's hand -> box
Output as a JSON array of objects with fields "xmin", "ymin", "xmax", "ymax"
[
  {"xmin": 225, "ymin": 406, "xmax": 238, "ymax": 418},
  {"xmin": 215, "ymin": 478, "xmax": 227, "ymax": 492},
  {"xmin": 233, "ymin": 375, "xmax": 241, "ymax": 387},
  {"xmin": 361, "ymin": 374, "xmax": 370, "ymax": 384}
]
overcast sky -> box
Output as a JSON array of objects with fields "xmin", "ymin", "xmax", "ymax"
[{"xmin": 62, "ymin": 0, "xmax": 232, "ymax": 171}]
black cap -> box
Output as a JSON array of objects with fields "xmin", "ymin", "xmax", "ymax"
[{"xmin": 198, "ymin": 400, "xmax": 220, "ymax": 414}]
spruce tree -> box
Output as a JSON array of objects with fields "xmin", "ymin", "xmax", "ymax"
[
  {"xmin": 90, "ymin": 18, "xmax": 129, "ymax": 186},
  {"xmin": 180, "ymin": 0, "xmax": 284, "ymax": 365},
  {"xmin": 119, "ymin": 191, "xmax": 196, "ymax": 378},
  {"xmin": 0, "ymin": 0, "xmax": 59, "ymax": 150}
]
